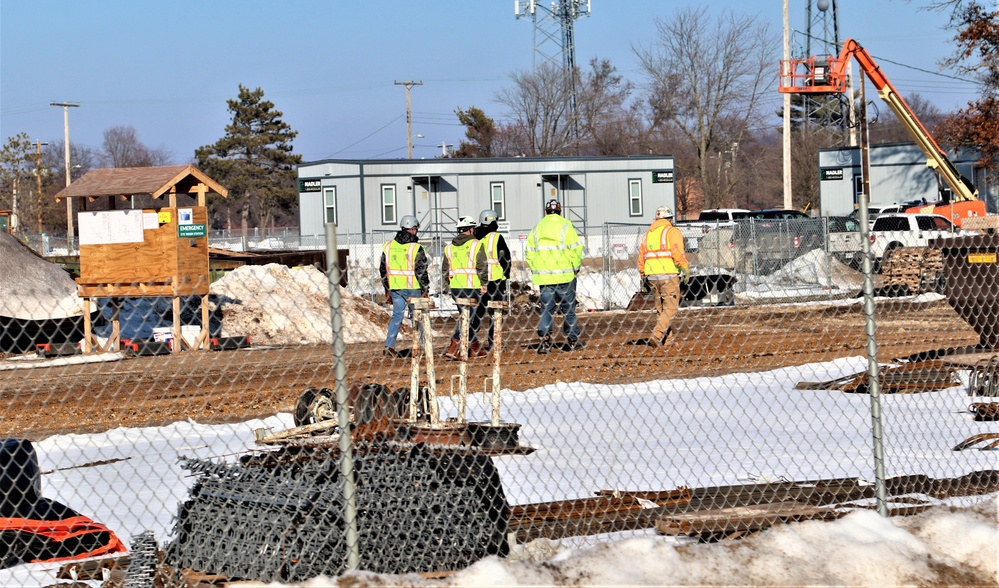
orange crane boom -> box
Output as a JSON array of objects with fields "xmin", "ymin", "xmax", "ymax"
[{"xmin": 779, "ymin": 38, "xmax": 984, "ymax": 226}]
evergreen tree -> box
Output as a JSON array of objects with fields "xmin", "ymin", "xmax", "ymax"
[
  {"xmin": 195, "ymin": 85, "xmax": 301, "ymax": 231},
  {"xmin": 451, "ymin": 107, "xmax": 496, "ymax": 158}
]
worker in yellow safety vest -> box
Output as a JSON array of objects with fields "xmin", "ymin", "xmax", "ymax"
[
  {"xmin": 525, "ymin": 199, "xmax": 584, "ymax": 354},
  {"xmin": 473, "ymin": 209, "xmax": 512, "ymax": 352},
  {"xmin": 442, "ymin": 216, "xmax": 489, "ymax": 359},
  {"xmin": 638, "ymin": 206, "xmax": 690, "ymax": 348},
  {"xmin": 379, "ymin": 215, "xmax": 430, "ymax": 357}
]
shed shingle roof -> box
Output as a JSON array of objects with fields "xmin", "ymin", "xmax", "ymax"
[{"xmin": 53, "ymin": 165, "xmax": 228, "ymax": 200}]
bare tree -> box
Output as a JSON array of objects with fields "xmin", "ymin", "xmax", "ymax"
[
  {"xmin": 495, "ymin": 62, "xmax": 577, "ymax": 156},
  {"xmin": 865, "ymin": 93, "xmax": 945, "ymax": 145},
  {"xmin": 636, "ymin": 7, "xmax": 780, "ymax": 209},
  {"xmin": 495, "ymin": 59, "xmax": 638, "ymax": 156},
  {"xmin": 101, "ymin": 125, "xmax": 172, "ymax": 168},
  {"xmin": 574, "ymin": 59, "xmax": 637, "ymax": 155}
]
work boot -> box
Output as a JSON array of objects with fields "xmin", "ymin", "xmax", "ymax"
[
  {"xmin": 383, "ymin": 347, "xmax": 402, "ymax": 358},
  {"xmin": 565, "ymin": 338, "xmax": 585, "ymax": 351},
  {"xmin": 444, "ymin": 338, "xmax": 460, "ymax": 360},
  {"xmin": 537, "ymin": 336, "xmax": 553, "ymax": 355},
  {"xmin": 468, "ymin": 341, "xmax": 488, "ymax": 358}
]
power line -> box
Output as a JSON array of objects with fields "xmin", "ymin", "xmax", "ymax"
[{"xmin": 326, "ymin": 115, "xmax": 404, "ymax": 158}]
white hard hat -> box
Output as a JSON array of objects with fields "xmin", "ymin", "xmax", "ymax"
[
  {"xmin": 655, "ymin": 206, "xmax": 674, "ymax": 220},
  {"xmin": 456, "ymin": 216, "xmax": 477, "ymax": 231},
  {"xmin": 400, "ymin": 215, "xmax": 420, "ymax": 230}
]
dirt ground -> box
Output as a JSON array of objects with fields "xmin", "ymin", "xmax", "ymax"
[{"xmin": 0, "ymin": 297, "xmax": 984, "ymax": 440}]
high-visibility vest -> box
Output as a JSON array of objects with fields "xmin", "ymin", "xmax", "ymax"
[
  {"xmin": 643, "ymin": 224, "xmax": 681, "ymax": 275},
  {"xmin": 383, "ymin": 240, "xmax": 424, "ymax": 290},
  {"xmin": 526, "ymin": 215, "xmax": 582, "ymax": 286},
  {"xmin": 445, "ymin": 239, "xmax": 481, "ymax": 289},
  {"xmin": 480, "ymin": 232, "xmax": 506, "ymax": 282}
]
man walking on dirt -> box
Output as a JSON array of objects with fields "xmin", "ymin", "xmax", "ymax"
[
  {"xmin": 638, "ymin": 206, "xmax": 690, "ymax": 347},
  {"xmin": 379, "ymin": 215, "xmax": 430, "ymax": 357},
  {"xmin": 442, "ymin": 217, "xmax": 490, "ymax": 360},
  {"xmin": 525, "ymin": 199, "xmax": 584, "ymax": 354},
  {"xmin": 473, "ymin": 209, "xmax": 512, "ymax": 351}
]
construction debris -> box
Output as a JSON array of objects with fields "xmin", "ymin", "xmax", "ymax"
[
  {"xmin": 953, "ymin": 433, "xmax": 999, "ymax": 451},
  {"xmin": 970, "ymin": 402, "xmax": 999, "ymax": 421},
  {"xmin": 968, "ymin": 355, "xmax": 999, "ymax": 397},
  {"xmin": 795, "ymin": 360, "xmax": 961, "ymax": 393},
  {"xmin": 509, "ymin": 471, "xmax": 999, "ymax": 544}
]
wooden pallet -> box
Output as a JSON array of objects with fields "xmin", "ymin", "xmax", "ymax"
[{"xmin": 880, "ymin": 247, "xmax": 943, "ymax": 294}]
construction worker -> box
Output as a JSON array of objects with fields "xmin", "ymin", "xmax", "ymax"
[
  {"xmin": 473, "ymin": 209, "xmax": 512, "ymax": 351},
  {"xmin": 525, "ymin": 199, "xmax": 584, "ymax": 354},
  {"xmin": 379, "ymin": 215, "xmax": 430, "ymax": 357},
  {"xmin": 442, "ymin": 216, "xmax": 489, "ymax": 359},
  {"xmin": 638, "ymin": 206, "xmax": 690, "ymax": 347}
]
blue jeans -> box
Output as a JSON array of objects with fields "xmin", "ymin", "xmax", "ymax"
[
  {"xmin": 385, "ymin": 289, "xmax": 421, "ymax": 349},
  {"xmin": 450, "ymin": 288, "xmax": 481, "ymax": 342},
  {"xmin": 538, "ymin": 279, "xmax": 581, "ymax": 341}
]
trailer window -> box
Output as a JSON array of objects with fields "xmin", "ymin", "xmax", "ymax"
[
  {"xmin": 490, "ymin": 182, "xmax": 506, "ymax": 220},
  {"xmin": 381, "ymin": 184, "xmax": 397, "ymax": 225},
  {"xmin": 628, "ymin": 179, "xmax": 643, "ymax": 216},
  {"xmin": 324, "ymin": 187, "xmax": 337, "ymax": 225}
]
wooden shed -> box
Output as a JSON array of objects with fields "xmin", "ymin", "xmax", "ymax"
[{"xmin": 53, "ymin": 165, "xmax": 228, "ymax": 353}]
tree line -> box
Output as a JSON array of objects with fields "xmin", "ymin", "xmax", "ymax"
[{"xmin": 1, "ymin": 3, "xmax": 994, "ymax": 238}]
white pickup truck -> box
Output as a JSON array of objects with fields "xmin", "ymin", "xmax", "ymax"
[
  {"xmin": 675, "ymin": 209, "xmax": 750, "ymax": 252},
  {"xmin": 869, "ymin": 213, "xmax": 975, "ymax": 270}
]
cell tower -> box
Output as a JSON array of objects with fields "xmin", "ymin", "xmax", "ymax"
[
  {"xmin": 515, "ymin": 1, "xmax": 591, "ymax": 151},
  {"xmin": 515, "ymin": 0, "xmax": 591, "ymax": 73},
  {"xmin": 802, "ymin": 0, "xmax": 849, "ymax": 134}
]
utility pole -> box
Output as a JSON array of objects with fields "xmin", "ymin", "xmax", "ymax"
[
  {"xmin": 438, "ymin": 141, "xmax": 453, "ymax": 157},
  {"xmin": 394, "ymin": 81, "xmax": 422, "ymax": 159},
  {"xmin": 782, "ymin": 0, "xmax": 792, "ymax": 210},
  {"xmin": 50, "ymin": 102, "xmax": 79, "ymax": 242},
  {"xmin": 35, "ymin": 139, "xmax": 48, "ymax": 234}
]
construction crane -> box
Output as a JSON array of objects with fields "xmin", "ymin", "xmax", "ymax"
[{"xmin": 779, "ymin": 38, "xmax": 986, "ymax": 226}]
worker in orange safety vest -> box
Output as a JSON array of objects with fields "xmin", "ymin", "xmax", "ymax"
[{"xmin": 638, "ymin": 206, "xmax": 690, "ymax": 347}]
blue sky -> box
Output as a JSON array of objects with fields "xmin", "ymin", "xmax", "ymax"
[{"xmin": 1, "ymin": 1, "xmax": 982, "ymax": 165}]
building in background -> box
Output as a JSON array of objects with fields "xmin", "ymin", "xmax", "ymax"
[
  {"xmin": 296, "ymin": 156, "xmax": 676, "ymax": 242},
  {"xmin": 818, "ymin": 143, "xmax": 996, "ymax": 216}
]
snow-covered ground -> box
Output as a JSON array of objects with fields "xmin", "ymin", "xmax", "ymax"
[{"xmin": 3, "ymin": 356, "xmax": 996, "ymax": 586}]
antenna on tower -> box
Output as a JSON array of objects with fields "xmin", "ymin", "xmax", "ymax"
[
  {"xmin": 515, "ymin": 1, "xmax": 590, "ymax": 147},
  {"xmin": 515, "ymin": 0, "xmax": 590, "ymax": 72}
]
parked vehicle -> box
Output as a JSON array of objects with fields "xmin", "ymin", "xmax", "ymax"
[
  {"xmin": 869, "ymin": 213, "xmax": 975, "ymax": 271},
  {"xmin": 675, "ymin": 209, "xmax": 751, "ymax": 252},
  {"xmin": 729, "ymin": 215, "xmax": 864, "ymax": 274},
  {"xmin": 825, "ymin": 216, "xmax": 865, "ymax": 268},
  {"xmin": 849, "ymin": 204, "xmax": 905, "ymax": 229},
  {"xmin": 729, "ymin": 217, "xmax": 825, "ymax": 274},
  {"xmin": 746, "ymin": 209, "xmax": 810, "ymax": 220}
]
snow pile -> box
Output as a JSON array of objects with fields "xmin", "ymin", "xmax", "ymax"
[
  {"xmin": 767, "ymin": 248, "xmax": 863, "ymax": 290},
  {"xmin": 209, "ymin": 264, "xmax": 405, "ymax": 346},
  {"xmin": 0, "ymin": 232, "xmax": 84, "ymax": 320}
]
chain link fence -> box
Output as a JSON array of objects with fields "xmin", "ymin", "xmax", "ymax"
[{"xmin": 1, "ymin": 221, "xmax": 997, "ymax": 585}]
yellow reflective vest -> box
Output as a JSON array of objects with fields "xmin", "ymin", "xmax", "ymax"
[
  {"xmin": 525, "ymin": 214, "xmax": 583, "ymax": 286},
  {"xmin": 480, "ymin": 232, "xmax": 506, "ymax": 282},
  {"xmin": 445, "ymin": 238, "xmax": 482, "ymax": 289},
  {"xmin": 641, "ymin": 222, "xmax": 682, "ymax": 276},
  {"xmin": 383, "ymin": 240, "xmax": 425, "ymax": 290}
]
